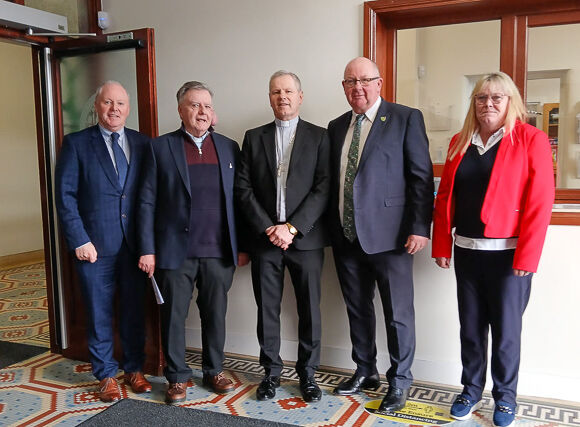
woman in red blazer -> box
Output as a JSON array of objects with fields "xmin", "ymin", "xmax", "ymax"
[{"xmin": 432, "ymin": 72, "xmax": 554, "ymax": 427}]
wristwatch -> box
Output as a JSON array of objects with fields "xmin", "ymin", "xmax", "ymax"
[{"xmin": 286, "ymin": 223, "xmax": 298, "ymax": 236}]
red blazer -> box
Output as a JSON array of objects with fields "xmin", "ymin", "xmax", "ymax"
[{"xmin": 432, "ymin": 121, "xmax": 555, "ymax": 272}]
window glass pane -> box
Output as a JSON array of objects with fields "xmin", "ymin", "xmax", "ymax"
[
  {"xmin": 528, "ymin": 23, "xmax": 580, "ymax": 189},
  {"xmin": 396, "ymin": 21, "xmax": 500, "ymax": 163},
  {"xmin": 60, "ymin": 49, "xmax": 139, "ymax": 135}
]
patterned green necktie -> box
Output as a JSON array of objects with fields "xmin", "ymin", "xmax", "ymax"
[{"xmin": 343, "ymin": 114, "xmax": 365, "ymax": 242}]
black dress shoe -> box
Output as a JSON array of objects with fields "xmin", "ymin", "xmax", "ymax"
[
  {"xmin": 256, "ymin": 376, "xmax": 280, "ymax": 401},
  {"xmin": 300, "ymin": 376, "xmax": 322, "ymax": 402},
  {"xmin": 333, "ymin": 373, "xmax": 381, "ymax": 395},
  {"xmin": 378, "ymin": 386, "xmax": 409, "ymax": 413}
]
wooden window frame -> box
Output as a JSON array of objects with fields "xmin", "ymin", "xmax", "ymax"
[{"xmin": 364, "ymin": 0, "xmax": 580, "ymax": 225}]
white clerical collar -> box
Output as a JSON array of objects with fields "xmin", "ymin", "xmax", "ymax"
[{"xmin": 275, "ymin": 116, "xmax": 299, "ymax": 128}]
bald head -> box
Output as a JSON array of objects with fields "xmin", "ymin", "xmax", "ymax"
[
  {"xmin": 343, "ymin": 57, "xmax": 380, "ymax": 79},
  {"xmin": 342, "ymin": 57, "xmax": 383, "ymax": 114}
]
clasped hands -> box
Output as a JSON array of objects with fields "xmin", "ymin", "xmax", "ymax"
[{"xmin": 266, "ymin": 224, "xmax": 294, "ymax": 250}]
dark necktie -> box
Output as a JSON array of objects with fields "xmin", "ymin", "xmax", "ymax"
[
  {"xmin": 111, "ymin": 132, "xmax": 128, "ymax": 187},
  {"xmin": 343, "ymin": 114, "xmax": 365, "ymax": 242}
]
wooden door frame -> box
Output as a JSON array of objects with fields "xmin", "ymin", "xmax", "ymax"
[
  {"xmin": 0, "ymin": 26, "xmax": 163, "ymax": 375},
  {"xmin": 364, "ymin": 0, "xmax": 580, "ymax": 225}
]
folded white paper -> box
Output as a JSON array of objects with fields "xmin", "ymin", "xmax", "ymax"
[{"xmin": 151, "ymin": 275, "xmax": 164, "ymax": 304}]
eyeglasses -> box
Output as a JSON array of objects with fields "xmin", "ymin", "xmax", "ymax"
[
  {"xmin": 343, "ymin": 77, "xmax": 380, "ymax": 87},
  {"xmin": 474, "ymin": 93, "xmax": 507, "ymax": 105}
]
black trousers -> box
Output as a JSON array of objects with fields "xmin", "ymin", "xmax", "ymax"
[
  {"xmin": 454, "ymin": 246, "xmax": 532, "ymax": 405},
  {"xmin": 156, "ymin": 257, "xmax": 235, "ymax": 383},
  {"xmin": 250, "ymin": 244, "xmax": 323, "ymax": 379},
  {"xmin": 333, "ymin": 237, "xmax": 415, "ymax": 389}
]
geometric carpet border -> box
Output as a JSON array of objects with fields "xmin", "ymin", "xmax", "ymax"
[
  {"xmin": 186, "ymin": 349, "xmax": 580, "ymax": 427},
  {"xmin": 1, "ymin": 349, "xmax": 579, "ymax": 427}
]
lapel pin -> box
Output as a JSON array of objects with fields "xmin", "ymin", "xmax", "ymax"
[
  {"xmin": 380, "ymin": 116, "xmax": 387, "ymax": 122},
  {"xmin": 229, "ymin": 162, "xmax": 233, "ymax": 168}
]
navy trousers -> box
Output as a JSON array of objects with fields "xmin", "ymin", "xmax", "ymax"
[
  {"xmin": 333, "ymin": 237, "xmax": 415, "ymax": 390},
  {"xmin": 454, "ymin": 246, "xmax": 532, "ymax": 404},
  {"xmin": 75, "ymin": 241, "xmax": 146, "ymax": 380}
]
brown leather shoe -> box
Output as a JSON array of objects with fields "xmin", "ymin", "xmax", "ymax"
[
  {"xmin": 99, "ymin": 377, "xmax": 121, "ymax": 403},
  {"xmin": 124, "ymin": 372, "xmax": 152, "ymax": 393},
  {"xmin": 202, "ymin": 371, "xmax": 235, "ymax": 393},
  {"xmin": 166, "ymin": 382, "xmax": 187, "ymax": 404}
]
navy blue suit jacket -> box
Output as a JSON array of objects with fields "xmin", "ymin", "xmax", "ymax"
[
  {"xmin": 137, "ymin": 129, "xmax": 240, "ymax": 269},
  {"xmin": 327, "ymin": 99, "xmax": 434, "ymax": 254},
  {"xmin": 55, "ymin": 125, "xmax": 149, "ymax": 256}
]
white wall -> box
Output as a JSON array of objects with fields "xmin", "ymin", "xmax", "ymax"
[
  {"xmin": 0, "ymin": 40, "xmax": 43, "ymax": 256},
  {"xmin": 103, "ymin": 0, "xmax": 580, "ymax": 403}
]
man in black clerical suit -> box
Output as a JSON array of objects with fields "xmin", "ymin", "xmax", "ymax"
[{"xmin": 235, "ymin": 70, "xmax": 330, "ymax": 403}]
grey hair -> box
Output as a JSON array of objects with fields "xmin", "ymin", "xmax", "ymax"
[
  {"xmin": 176, "ymin": 81, "xmax": 214, "ymax": 104},
  {"xmin": 269, "ymin": 70, "xmax": 302, "ymax": 92},
  {"xmin": 95, "ymin": 80, "xmax": 129, "ymax": 100}
]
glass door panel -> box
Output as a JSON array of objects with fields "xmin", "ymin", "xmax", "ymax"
[{"xmin": 396, "ymin": 21, "xmax": 500, "ymax": 164}]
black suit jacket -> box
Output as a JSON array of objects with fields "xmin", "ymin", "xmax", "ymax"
[
  {"xmin": 327, "ymin": 99, "xmax": 434, "ymax": 254},
  {"xmin": 137, "ymin": 129, "xmax": 240, "ymax": 269},
  {"xmin": 235, "ymin": 118, "xmax": 330, "ymax": 251}
]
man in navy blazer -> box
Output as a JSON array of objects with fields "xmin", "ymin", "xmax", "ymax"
[
  {"xmin": 137, "ymin": 81, "xmax": 248, "ymax": 404},
  {"xmin": 55, "ymin": 81, "xmax": 152, "ymax": 403},
  {"xmin": 235, "ymin": 71, "xmax": 330, "ymax": 403},
  {"xmin": 327, "ymin": 58, "xmax": 434, "ymax": 412}
]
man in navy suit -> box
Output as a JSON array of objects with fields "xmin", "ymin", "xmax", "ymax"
[
  {"xmin": 327, "ymin": 57, "xmax": 434, "ymax": 412},
  {"xmin": 137, "ymin": 81, "xmax": 248, "ymax": 404},
  {"xmin": 55, "ymin": 81, "xmax": 152, "ymax": 403},
  {"xmin": 235, "ymin": 71, "xmax": 330, "ymax": 403}
]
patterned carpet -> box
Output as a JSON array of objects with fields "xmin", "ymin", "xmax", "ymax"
[
  {"xmin": 1, "ymin": 349, "xmax": 580, "ymax": 426},
  {"xmin": 0, "ymin": 262, "xmax": 50, "ymax": 347},
  {"xmin": 1, "ymin": 263, "xmax": 579, "ymax": 426}
]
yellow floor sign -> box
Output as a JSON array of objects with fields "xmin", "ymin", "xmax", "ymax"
[{"xmin": 365, "ymin": 400, "xmax": 454, "ymax": 425}]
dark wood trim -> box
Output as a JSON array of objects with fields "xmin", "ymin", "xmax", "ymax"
[
  {"xmin": 500, "ymin": 15, "xmax": 528, "ymax": 97},
  {"xmin": 134, "ymin": 28, "xmax": 159, "ymax": 138},
  {"xmin": 528, "ymin": 10, "xmax": 580, "ymax": 27},
  {"xmin": 0, "ymin": 27, "xmax": 51, "ymax": 45},
  {"xmin": 365, "ymin": 0, "xmax": 580, "ymax": 224},
  {"xmin": 551, "ymin": 212, "xmax": 580, "ymax": 225},
  {"xmin": 87, "ymin": 0, "xmax": 103, "ymax": 35}
]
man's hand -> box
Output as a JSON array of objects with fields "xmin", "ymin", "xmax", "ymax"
[
  {"xmin": 265, "ymin": 225, "xmax": 294, "ymax": 250},
  {"xmin": 75, "ymin": 242, "xmax": 98, "ymax": 263},
  {"xmin": 238, "ymin": 252, "xmax": 250, "ymax": 266},
  {"xmin": 404, "ymin": 235, "xmax": 428, "ymax": 254},
  {"xmin": 138, "ymin": 254, "xmax": 156, "ymax": 278},
  {"xmin": 435, "ymin": 257, "xmax": 451, "ymax": 268}
]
